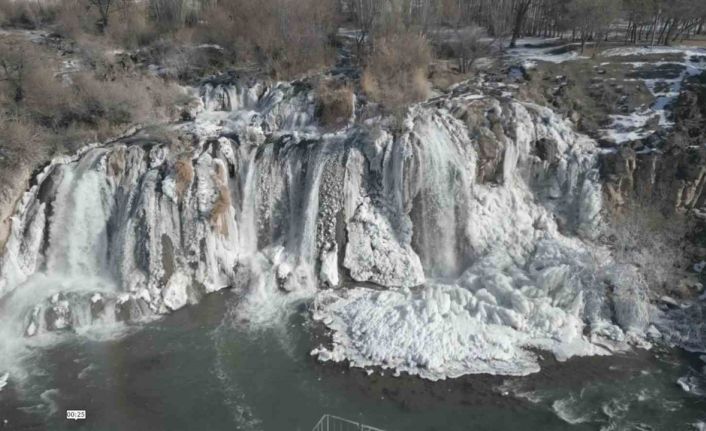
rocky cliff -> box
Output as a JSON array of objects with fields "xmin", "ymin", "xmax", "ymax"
[{"xmin": 0, "ymin": 73, "xmax": 661, "ymax": 379}]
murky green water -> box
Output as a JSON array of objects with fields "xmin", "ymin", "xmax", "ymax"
[{"xmin": 1, "ymin": 291, "xmax": 704, "ymax": 431}]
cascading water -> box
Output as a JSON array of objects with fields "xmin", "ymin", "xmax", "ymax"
[{"xmin": 0, "ymin": 75, "xmax": 655, "ymax": 388}]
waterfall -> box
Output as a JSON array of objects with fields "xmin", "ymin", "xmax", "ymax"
[
  {"xmin": 405, "ymin": 108, "xmax": 476, "ymax": 277},
  {"xmin": 0, "ymin": 75, "xmax": 655, "ymax": 382},
  {"xmin": 45, "ymin": 151, "xmax": 114, "ymax": 277}
]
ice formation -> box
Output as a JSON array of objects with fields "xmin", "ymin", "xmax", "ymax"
[
  {"xmin": 0, "ymin": 73, "xmax": 653, "ymax": 381},
  {"xmin": 312, "ymin": 95, "xmax": 645, "ymax": 378}
]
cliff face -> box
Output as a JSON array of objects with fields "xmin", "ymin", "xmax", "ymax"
[
  {"xmin": 0, "ymin": 78, "xmax": 604, "ymax": 302},
  {"xmin": 1, "ymin": 56, "xmax": 704, "ymax": 381},
  {"xmin": 1, "ymin": 73, "xmax": 662, "ymax": 379},
  {"xmin": 602, "ymin": 72, "xmax": 706, "ymax": 213},
  {"xmin": 0, "ymin": 167, "xmax": 31, "ymax": 253}
]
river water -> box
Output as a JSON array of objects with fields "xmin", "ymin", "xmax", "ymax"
[{"xmin": 1, "ymin": 290, "xmax": 704, "ymax": 431}]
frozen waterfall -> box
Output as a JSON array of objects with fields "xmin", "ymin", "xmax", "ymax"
[{"xmin": 0, "ymin": 76, "xmax": 653, "ymax": 382}]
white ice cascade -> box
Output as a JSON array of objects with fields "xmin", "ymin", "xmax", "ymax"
[{"xmin": 0, "ymin": 77, "xmax": 651, "ymax": 380}]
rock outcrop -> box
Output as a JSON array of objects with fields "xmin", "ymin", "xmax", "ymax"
[{"xmin": 601, "ymin": 72, "xmax": 706, "ymax": 213}]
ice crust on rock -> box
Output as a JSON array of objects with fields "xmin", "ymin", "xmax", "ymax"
[
  {"xmin": 344, "ymin": 198, "xmax": 425, "ymax": 288},
  {"xmin": 312, "ymin": 95, "xmax": 646, "ymax": 378},
  {"xmin": 162, "ymin": 271, "xmax": 190, "ymax": 311}
]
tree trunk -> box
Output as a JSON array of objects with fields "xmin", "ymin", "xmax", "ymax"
[
  {"xmin": 657, "ymin": 18, "xmax": 670, "ymax": 45},
  {"xmin": 650, "ymin": 14, "xmax": 659, "ymax": 46},
  {"xmin": 509, "ymin": 0, "xmax": 531, "ymax": 48},
  {"xmin": 664, "ymin": 18, "xmax": 679, "ymax": 45}
]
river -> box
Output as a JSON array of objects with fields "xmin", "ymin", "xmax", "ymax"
[{"xmin": 1, "ymin": 290, "xmax": 704, "ymax": 431}]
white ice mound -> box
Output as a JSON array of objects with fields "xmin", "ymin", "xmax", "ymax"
[
  {"xmin": 314, "ymin": 285, "xmax": 543, "ymax": 378},
  {"xmin": 313, "ymin": 239, "xmax": 612, "ymax": 380}
]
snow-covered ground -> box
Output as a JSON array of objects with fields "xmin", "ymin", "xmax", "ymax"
[
  {"xmin": 505, "ymin": 38, "xmax": 588, "ymax": 66},
  {"xmin": 600, "ymin": 47, "xmax": 706, "ymax": 144},
  {"xmin": 505, "ymin": 39, "xmax": 706, "ymax": 145}
]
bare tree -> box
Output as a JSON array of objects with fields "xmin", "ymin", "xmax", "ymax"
[
  {"xmin": 453, "ymin": 26, "xmax": 490, "ymax": 73},
  {"xmin": 509, "ymin": 0, "xmax": 532, "ymax": 48},
  {"xmin": 87, "ymin": 0, "xmax": 119, "ymax": 32},
  {"xmin": 351, "ymin": 0, "xmax": 380, "ymax": 60},
  {"xmin": 149, "ymin": 0, "xmax": 188, "ymax": 29},
  {"xmin": 201, "ymin": 0, "xmax": 337, "ymax": 78},
  {"xmin": 567, "ymin": 0, "xmax": 620, "ymax": 53}
]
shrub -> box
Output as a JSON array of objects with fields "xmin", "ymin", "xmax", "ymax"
[
  {"xmin": 1, "ymin": 37, "xmax": 189, "ymax": 159},
  {"xmin": 446, "ymin": 25, "xmax": 491, "ymax": 73},
  {"xmin": 0, "ymin": 36, "xmax": 35, "ymax": 107},
  {"xmin": 174, "ymin": 155, "xmax": 194, "ymax": 198},
  {"xmin": 316, "ymin": 80, "xmax": 354, "ymax": 129},
  {"xmin": 197, "ymin": 0, "xmax": 337, "ymax": 79},
  {"xmin": 55, "ymin": 0, "xmax": 158, "ymax": 49},
  {"xmin": 20, "ymin": 61, "xmax": 185, "ymax": 132},
  {"xmin": 0, "ymin": 0, "xmax": 59, "ymax": 28},
  {"xmin": 148, "ymin": 0, "xmax": 201, "ymax": 31},
  {"xmin": 210, "ymin": 162, "xmax": 231, "ymax": 235},
  {"xmin": 608, "ymin": 203, "xmax": 693, "ymax": 292},
  {"xmin": 0, "ymin": 118, "xmax": 47, "ymax": 166},
  {"xmin": 361, "ymin": 32, "xmax": 432, "ymax": 113},
  {"xmin": 105, "ymin": 2, "xmax": 159, "ymax": 48},
  {"xmin": 53, "ymin": 0, "xmax": 93, "ymax": 39}
]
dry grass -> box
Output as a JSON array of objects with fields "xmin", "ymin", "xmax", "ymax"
[
  {"xmin": 210, "ymin": 162, "xmax": 231, "ymax": 235},
  {"xmin": 25, "ymin": 70, "xmax": 181, "ymax": 133},
  {"xmin": 0, "ymin": 0, "xmax": 59, "ymax": 28},
  {"xmin": 681, "ymin": 35, "xmax": 706, "ymax": 48},
  {"xmin": 361, "ymin": 33, "xmax": 432, "ymax": 114},
  {"xmin": 107, "ymin": 146, "xmax": 126, "ymax": 177},
  {"xmin": 16, "ymin": 47, "xmax": 186, "ymax": 132},
  {"xmin": 0, "ymin": 36, "xmax": 190, "ymax": 188},
  {"xmin": 316, "ymin": 80, "xmax": 354, "ymax": 129},
  {"xmin": 174, "ymin": 155, "xmax": 193, "ymax": 198},
  {"xmin": 0, "ymin": 118, "xmax": 44, "ymax": 250},
  {"xmin": 7, "ymin": 0, "xmax": 337, "ymax": 80}
]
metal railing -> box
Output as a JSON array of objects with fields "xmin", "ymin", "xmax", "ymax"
[{"xmin": 312, "ymin": 414, "xmax": 386, "ymax": 431}]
